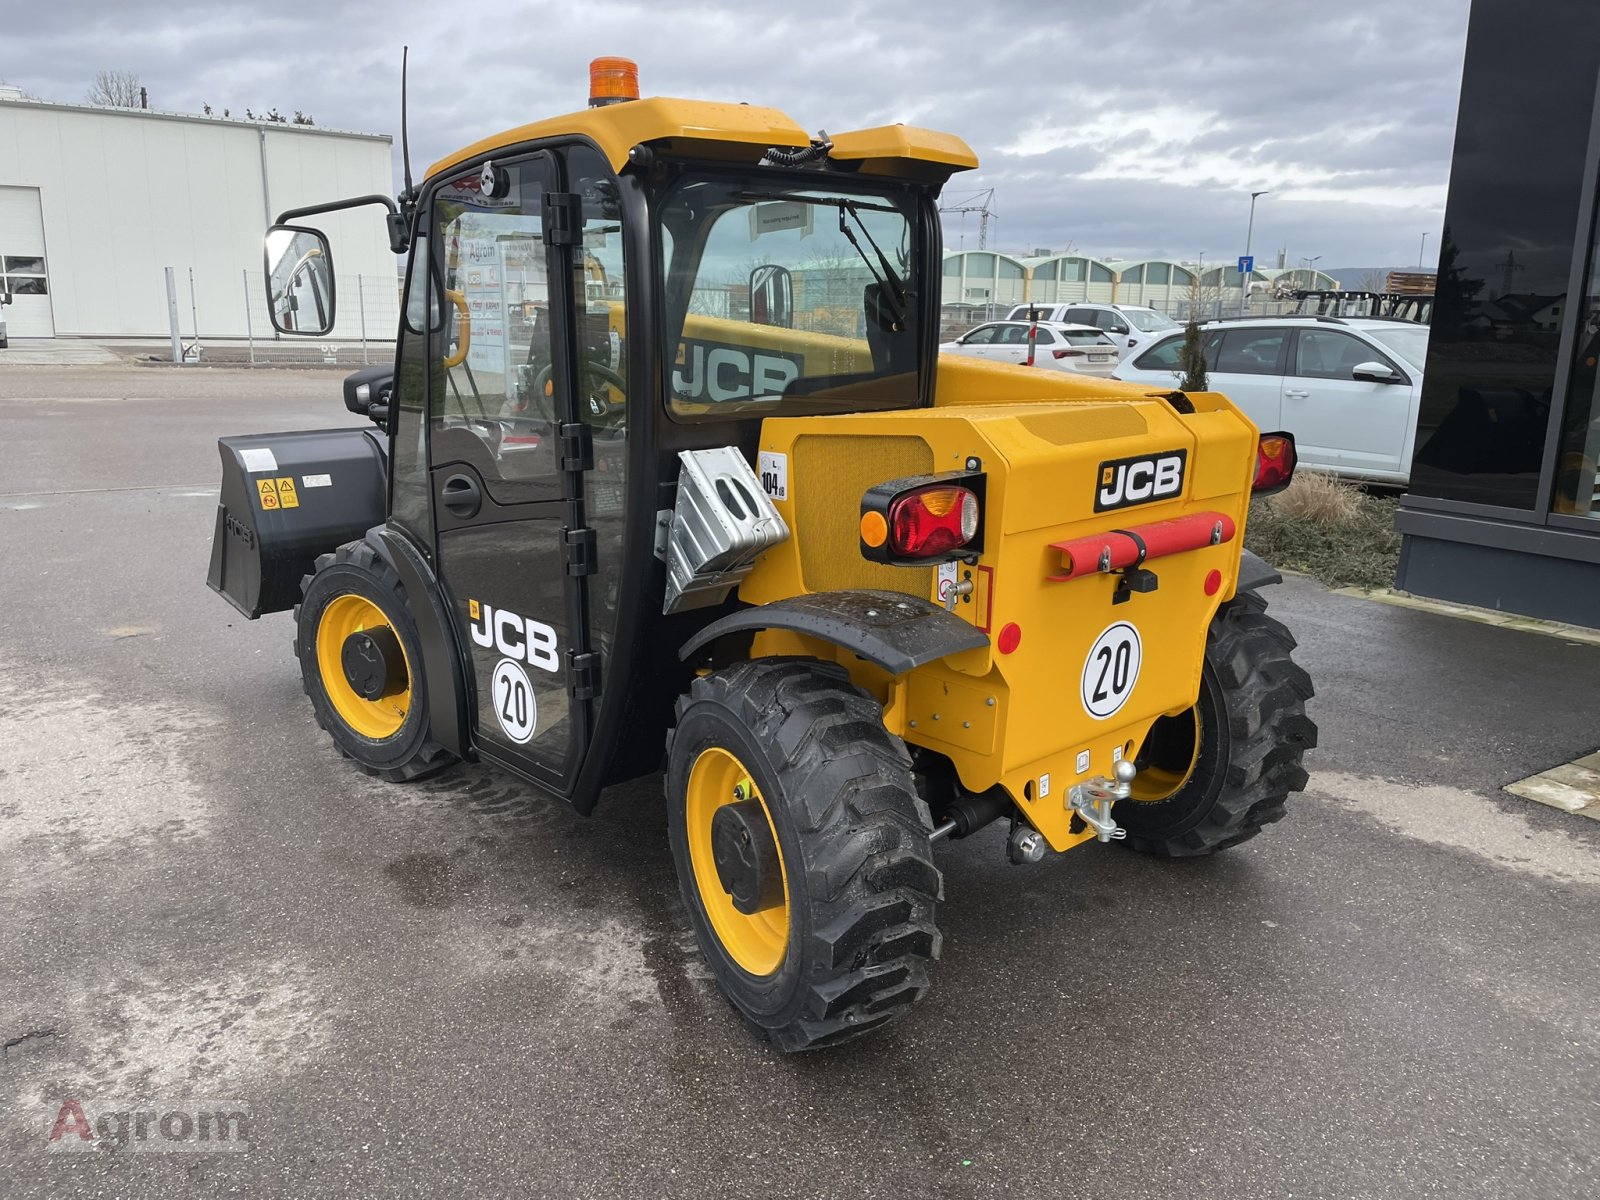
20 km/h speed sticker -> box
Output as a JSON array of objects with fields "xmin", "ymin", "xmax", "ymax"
[
  {"xmin": 491, "ymin": 658, "xmax": 538, "ymax": 744},
  {"xmin": 1081, "ymin": 621, "xmax": 1142, "ymax": 719}
]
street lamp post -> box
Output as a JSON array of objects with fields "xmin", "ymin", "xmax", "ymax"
[
  {"xmin": 1243, "ymin": 190, "xmax": 1270, "ymax": 316},
  {"xmin": 1306, "ymin": 254, "xmax": 1322, "ymax": 288},
  {"xmin": 1419, "ymin": 231, "xmax": 1430, "ymax": 268}
]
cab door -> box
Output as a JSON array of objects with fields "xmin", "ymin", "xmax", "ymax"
[{"xmin": 426, "ymin": 151, "xmax": 592, "ymax": 790}]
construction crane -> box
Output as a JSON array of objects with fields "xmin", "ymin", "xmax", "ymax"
[{"xmin": 939, "ymin": 187, "xmax": 996, "ymax": 250}]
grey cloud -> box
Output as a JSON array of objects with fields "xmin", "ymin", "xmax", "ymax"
[{"xmin": 4, "ymin": 0, "xmax": 1469, "ymax": 266}]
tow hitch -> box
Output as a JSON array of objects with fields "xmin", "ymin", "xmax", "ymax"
[{"xmin": 1068, "ymin": 760, "xmax": 1137, "ymax": 842}]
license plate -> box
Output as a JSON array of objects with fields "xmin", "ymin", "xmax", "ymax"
[{"xmin": 1089, "ymin": 354, "xmax": 1110, "ymax": 363}]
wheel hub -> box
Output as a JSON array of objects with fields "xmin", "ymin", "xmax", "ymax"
[
  {"xmin": 341, "ymin": 626, "xmax": 406, "ymax": 700},
  {"xmin": 710, "ymin": 797, "xmax": 784, "ymax": 915}
]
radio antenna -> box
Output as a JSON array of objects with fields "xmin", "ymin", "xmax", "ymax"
[{"xmin": 400, "ymin": 46, "xmax": 414, "ymax": 199}]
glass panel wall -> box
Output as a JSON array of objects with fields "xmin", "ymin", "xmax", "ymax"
[{"xmin": 1408, "ymin": 0, "xmax": 1600, "ymax": 510}]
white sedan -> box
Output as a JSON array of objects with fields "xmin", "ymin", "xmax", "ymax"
[{"xmin": 941, "ymin": 321, "xmax": 1121, "ymax": 376}]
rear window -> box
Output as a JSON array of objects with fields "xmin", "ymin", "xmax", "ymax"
[{"xmin": 1064, "ymin": 331, "xmax": 1111, "ymax": 346}]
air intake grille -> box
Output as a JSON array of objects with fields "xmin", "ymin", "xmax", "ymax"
[{"xmin": 793, "ymin": 434, "xmax": 935, "ymax": 596}]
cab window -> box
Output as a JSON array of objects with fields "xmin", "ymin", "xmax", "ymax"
[{"xmin": 659, "ymin": 173, "xmax": 923, "ymax": 419}]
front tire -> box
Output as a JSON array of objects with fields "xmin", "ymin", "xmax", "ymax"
[
  {"xmin": 665, "ymin": 659, "xmax": 942, "ymax": 1051},
  {"xmin": 294, "ymin": 541, "xmax": 454, "ymax": 782},
  {"xmin": 1115, "ymin": 590, "xmax": 1316, "ymax": 856}
]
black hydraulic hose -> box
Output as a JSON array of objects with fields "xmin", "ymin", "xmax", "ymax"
[{"xmin": 760, "ymin": 132, "xmax": 832, "ymax": 167}]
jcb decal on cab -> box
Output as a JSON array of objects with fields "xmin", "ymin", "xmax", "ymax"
[
  {"xmin": 467, "ymin": 598, "xmax": 560, "ymax": 673},
  {"xmin": 1094, "ymin": 449, "xmax": 1187, "ymax": 513},
  {"xmin": 673, "ymin": 339, "xmax": 802, "ymax": 403}
]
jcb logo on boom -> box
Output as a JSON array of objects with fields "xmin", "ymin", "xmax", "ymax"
[
  {"xmin": 468, "ymin": 599, "xmax": 560, "ymax": 673},
  {"xmin": 1094, "ymin": 449, "xmax": 1187, "ymax": 513}
]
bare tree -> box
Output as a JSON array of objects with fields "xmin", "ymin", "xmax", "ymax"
[
  {"xmin": 86, "ymin": 69, "xmax": 142, "ymax": 107},
  {"xmin": 1355, "ymin": 269, "xmax": 1389, "ymax": 294}
]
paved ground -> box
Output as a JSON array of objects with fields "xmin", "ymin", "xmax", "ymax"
[{"xmin": 1, "ymin": 365, "xmax": 1597, "ymax": 1199}]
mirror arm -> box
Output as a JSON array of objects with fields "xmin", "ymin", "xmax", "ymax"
[{"xmin": 274, "ymin": 194, "xmax": 411, "ymax": 254}]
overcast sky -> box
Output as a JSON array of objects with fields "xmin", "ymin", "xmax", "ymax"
[{"xmin": 5, "ymin": 0, "xmax": 1469, "ymax": 269}]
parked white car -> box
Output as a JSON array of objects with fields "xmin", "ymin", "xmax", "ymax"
[
  {"xmin": 1004, "ymin": 302, "xmax": 1181, "ymax": 354},
  {"xmin": 1112, "ymin": 315, "xmax": 1430, "ymax": 484},
  {"xmin": 941, "ymin": 320, "xmax": 1121, "ymax": 375}
]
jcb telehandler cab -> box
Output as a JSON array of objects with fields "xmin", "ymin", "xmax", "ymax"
[{"xmin": 208, "ymin": 58, "xmax": 1314, "ymax": 1051}]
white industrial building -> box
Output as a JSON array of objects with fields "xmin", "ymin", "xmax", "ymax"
[{"xmin": 0, "ymin": 90, "xmax": 396, "ymax": 340}]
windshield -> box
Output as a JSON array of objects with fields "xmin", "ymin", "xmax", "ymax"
[
  {"xmin": 658, "ymin": 174, "xmax": 922, "ymax": 418},
  {"xmin": 1124, "ymin": 308, "xmax": 1180, "ymax": 333},
  {"xmin": 1362, "ymin": 325, "xmax": 1431, "ymax": 369}
]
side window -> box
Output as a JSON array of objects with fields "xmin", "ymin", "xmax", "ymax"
[
  {"xmin": 390, "ymin": 232, "xmax": 433, "ymax": 542},
  {"xmin": 998, "ymin": 324, "xmax": 1030, "ymax": 345},
  {"xmin": 1293, "ymin": 329, "xmax": 1395, "ymax": 380},
  {"xmin": 430, "ymin": 155, "xmax": 562, "ymax": 504},
  {"xmin": 1215, "ymin": 328, "xmax": 1287, "ymax": 375},
  {"xmin": 1064, "ymin": 308, "xmax": 1093, "ymax": 325},
  {"xmin": 1133, "ymin": 336, "xmax": 1185, "ymax": 372},
  {"xmin": 963, "ymin": 325, "xmax": 996, "ymax": 345}
]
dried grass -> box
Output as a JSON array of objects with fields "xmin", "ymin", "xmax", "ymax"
[
  {"xmin": 1243, "ymin": 473, "xmax": 1402, "ymax": 590},
  {"xmin": 1266, "ymin": 470, "xmax": 1364, "ymax": 526}
]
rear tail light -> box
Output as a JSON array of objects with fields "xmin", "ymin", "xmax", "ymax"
[
  {"xmin": 1052, "ymin": 348, "xmax": 1086, "ymax": 359},
  {"xmin": 1254, "ymin": 431, "xmax": 1297, "ymax": 494},
  {"xmin": 861, "ymin": 472, "xmax": 986, "ymax": 564}
]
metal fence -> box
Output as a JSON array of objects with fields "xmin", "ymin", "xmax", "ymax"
[{"xmin": 157, "ymin": 266, "xmax": 402, "ymax": 366}]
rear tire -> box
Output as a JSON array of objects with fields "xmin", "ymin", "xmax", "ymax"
[
  {"xmin": 294, "ymin": 541, "xmax": 454, "ymax": 783},
  {"xmin": 1115, "ymin": 590, "xmax": 1316, "ymax": 856},
  {"xmin": 665, "ymin": 658, "xmax": 942, "ymax": 1051}
]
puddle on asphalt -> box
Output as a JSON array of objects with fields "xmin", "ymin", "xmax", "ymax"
[{"xmin": 383, "ymin": 852, "xmax": 474, "ymax": 908}]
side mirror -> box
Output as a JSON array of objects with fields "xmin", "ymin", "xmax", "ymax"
[
  {"xmin": 749, "ymin": 264, "xmax": 793, "ymax": 329},
  {"xmin": 1352, "ymin": 361, "xmax": 1401, "ymax": 384},
  {"xmin": 264, "ymin": 224, "xmax": 335, "ymax": 335}
]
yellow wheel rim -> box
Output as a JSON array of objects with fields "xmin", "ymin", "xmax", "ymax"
[
  {"xmin": 685, "ymin": 746, "xmax": 790, "ymax": 977},
  {"xmin": 315, "ymin": 594, "xmax": 412, "ymax": 740},
  {"xmin": 1128, "ymin": 706, "xmax": 1202, "ymax": 802}
]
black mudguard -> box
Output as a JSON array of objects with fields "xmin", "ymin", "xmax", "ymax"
[
  {"xmin": 364, "ymin": 525, "xmax": 473, "ymax": 761},
  {"xmin": 206, "ymin": 428, "xmax": 387, "ymax": 618},
  {"xmin": 680, "ymin": 589, "xmax": 989, "ymax": 676},
  {"xmin": 1237, "ymin": 549, "xmax": 1284, "ymax": 592}
]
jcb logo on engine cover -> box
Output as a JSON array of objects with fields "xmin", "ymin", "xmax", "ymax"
[
  {"xmin": 467, "ymin": 598, "xmax": 560, "ymax": 673},
  {"xmin": 1094, "ymin": 449, "xmax": 1187, "ymax": 512},
  {"xmin": 673, "ymin": 339, "xmax": 802, "ymax": 403}
]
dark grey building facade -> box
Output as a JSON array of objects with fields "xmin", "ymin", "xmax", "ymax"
[{"xmin": 1395, "ymin": 0, "xmax": 1600, "ymax": 628}]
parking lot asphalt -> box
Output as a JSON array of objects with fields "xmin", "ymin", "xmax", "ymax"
[{"xmin": 2, "ymin": 365, "xmax": 1598, "ymax": 1199}]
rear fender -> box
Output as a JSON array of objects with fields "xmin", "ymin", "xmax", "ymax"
[{"xmin": 679, "ymin": 590, "xmax": 989, "ymax": 676}]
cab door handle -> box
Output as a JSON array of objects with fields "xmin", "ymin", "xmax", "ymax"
[
  {"xmin": 1284, "ymin": 389, "xmax": 1310, "ymax": 399},
  {"xmin": 441, "ymin": 473, "xmax": 482, "ymax": 518}
]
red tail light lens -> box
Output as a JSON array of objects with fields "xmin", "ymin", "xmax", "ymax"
[
  {"xmin": 889, "ymin": 486, "xmax": 979, "ymax": 557},
  {"xmin": 861, "ymin": 473, "xmax": 986, "ymax": 564},
  {"xmin": 1254, "ymin": 431, "xmax": 1297, "ymax": 494},
  {"xmin": 1052, "ymin": 348, "xmax": 1086, "ymax": 359}
]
